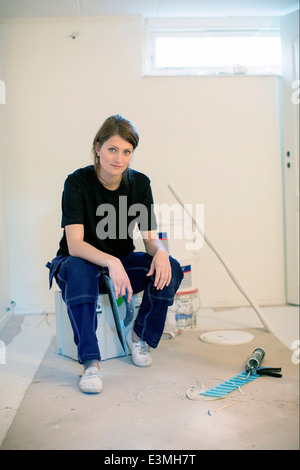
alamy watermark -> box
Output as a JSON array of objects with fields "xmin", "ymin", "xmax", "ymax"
[
  {"xmin": 291, "ymin": 80, "xmax": 300, "ymax": 105},
  {"xmin": 0, "ymin": 340, "xmax": 6, "ymax": 365},
  {"xmin": 95, "ymin": 198, "xmax": 205, "ymax": 251},
  {"xmin": 291, "ymin": 339, "xmax": 300, "ymax": 365}
]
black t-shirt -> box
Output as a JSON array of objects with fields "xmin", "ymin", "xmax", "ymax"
[{"xmin": 57, "ymin": 165, "xmax": 157, "ymax": 258}]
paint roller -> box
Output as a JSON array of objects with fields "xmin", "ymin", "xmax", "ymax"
[{"xmin": 190, "ymin": 347, "xmax": 282, "ymax": 400}]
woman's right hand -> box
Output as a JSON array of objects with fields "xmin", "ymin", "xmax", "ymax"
[
  {"xmin": 65, "ymin": 224, "xmax": 133, "ymax": 302},
  {"xmin": 107, "ymin": 257, "xmax": 133, "ymax": 302}
]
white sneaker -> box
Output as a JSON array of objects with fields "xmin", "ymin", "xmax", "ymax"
[
  {"xmin": 79, "ymin": 366, "xmax": 103, "ymax": 394},
  {"xmin": 126, "ymin": 330, "xmax": 153, "ymax": 367}
]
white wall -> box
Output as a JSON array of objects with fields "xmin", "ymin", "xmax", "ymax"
[{"xmin": 1, "ymin": 16, "xmax": 286, "ymax": 314}]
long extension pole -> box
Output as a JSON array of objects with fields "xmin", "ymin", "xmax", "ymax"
[{"xmin": 168, "ymin": 182, "xmax": 275, "ymax": 333}]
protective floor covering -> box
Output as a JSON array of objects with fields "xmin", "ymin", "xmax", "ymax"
[{"xmin": 1, "ymin": 327, "xmax": 299, "ymax": 450}]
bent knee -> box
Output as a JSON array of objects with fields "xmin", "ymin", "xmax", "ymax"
[{"xmin": 170, "ymin": 256, "xmax": 184, "ymax": 283}]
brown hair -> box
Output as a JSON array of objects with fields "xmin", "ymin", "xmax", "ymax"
[{"xmin": 92, "ymin": 114, "xmax": 139, "ymax": 181}]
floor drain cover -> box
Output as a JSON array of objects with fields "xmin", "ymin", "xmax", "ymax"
[{"xmin": 199, "ymin": 330, "xmax": 254, "ymax": 345}]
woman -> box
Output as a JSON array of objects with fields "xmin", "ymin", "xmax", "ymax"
[{"xmin": 47, "ymin": 115, "xmax": 183, "ymax": 394}]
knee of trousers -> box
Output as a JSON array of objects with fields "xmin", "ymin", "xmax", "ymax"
[
  {"xmin": 168, "ymin": 256, "xmax": 184, "ymax": 297},
  {"xmin": 152, "ymin": 256, "xmax": 184, "ymax": 306},
  {"xmin": 170, "ymin": 256, "xmax": 183, "ymax": 278},
  {"xmin": 57, "ymin": 256, "xmax": 100, "ymax": 307}
]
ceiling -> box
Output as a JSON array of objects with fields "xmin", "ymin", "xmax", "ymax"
[{"xmin": 0, "ymin": 0, "xmax": 298, "ymax": 19}]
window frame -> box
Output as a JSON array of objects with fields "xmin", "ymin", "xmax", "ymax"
[{"xmin": 143, "ymin": 17, "xmax": 282, "ymax": 77}]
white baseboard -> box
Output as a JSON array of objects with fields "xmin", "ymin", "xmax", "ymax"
[
  {"xmin": 196, "ymin": 297, "xmax": 287, "ymax": 309},
  {"xmin": 11, "ymin": 296, "xmax": 287, "ymax": 316},
  {"xmin": 13, "ymin": 304, "xmax": 55, "ymax": 316}
]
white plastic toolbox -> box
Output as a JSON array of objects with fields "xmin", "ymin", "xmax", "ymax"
[{"xmin": 55, "ymin": 291, "xmax": 141, "ymax": 361}]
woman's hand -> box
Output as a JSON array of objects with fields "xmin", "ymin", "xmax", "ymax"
[
  {"xmin": 146, "ymin": 249, "xmax": 172, "ymax": 290},
  {"xmin": 65, "ymin": 225, "xmax": 133, "ymax": 301},
  {"xmin": 107, "ymin": 257, "xmax": 133, "ymax": 302}
]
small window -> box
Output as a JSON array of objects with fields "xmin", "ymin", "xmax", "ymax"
[{"xmin": 146, "ymin": 29, "xmax": 282, "ymax": 76}]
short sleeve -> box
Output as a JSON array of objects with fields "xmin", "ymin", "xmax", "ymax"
[
  {"xmin": 136, "ymin": 176, "xmax": 157, "ymax": 232},
  {"xmin": 61, "ymin": 175, "xmax": 85, "ymax": 227}
]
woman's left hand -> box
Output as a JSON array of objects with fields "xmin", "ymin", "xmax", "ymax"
[{"xmin": 146, "ymin": 249, "xmax": 172, "ymax": 290}]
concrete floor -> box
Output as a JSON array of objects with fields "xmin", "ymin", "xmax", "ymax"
[{"xmin": 0, "ymin": 305, "xmax": 299, "ymax": 450}]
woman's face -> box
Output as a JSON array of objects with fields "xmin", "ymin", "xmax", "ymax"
[{"xmin": 96, "ymin": 135, "xmax": 133, "ymax": 181}]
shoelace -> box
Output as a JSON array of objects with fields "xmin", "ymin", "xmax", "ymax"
[
  {"xmin": 83, "ymin": 368, "xmax": 103, "ymax": 379},
  {"xmin": 133, "ymin": 341, "xmax": 149, "ymax": 355}
]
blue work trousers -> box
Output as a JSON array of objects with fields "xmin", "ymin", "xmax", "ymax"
[{"xmin": 47, "ymin": 252, "xmax": 183, "ymax": 364}]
